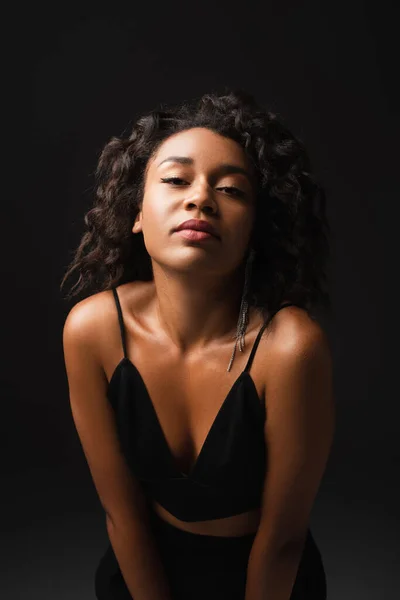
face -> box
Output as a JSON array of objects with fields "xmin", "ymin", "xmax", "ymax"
[{"xmin": 132, "ymin": 127, "xmax": 257, "ymax": 278}]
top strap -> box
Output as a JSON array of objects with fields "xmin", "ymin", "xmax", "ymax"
[
  {"xmin": 243, "ymin": 302, "xmax": 297, "ymax": 373},
  {"xmin": 112, "ymin": 287, "xmax": 128, "ymax": 359}
]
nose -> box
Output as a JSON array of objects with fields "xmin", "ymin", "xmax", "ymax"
[{"xmin": 183, "ymin": 181, "xmax": 217, "ymax": 214}]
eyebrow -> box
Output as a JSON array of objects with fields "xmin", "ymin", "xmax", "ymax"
[{"xmin": 157, "ymin": 155, "xmax": 253, "ymax": 184}]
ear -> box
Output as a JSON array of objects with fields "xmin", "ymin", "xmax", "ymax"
[{"xmin": 132, "ymin": 210, "xmax": 143, "ymax": 234}]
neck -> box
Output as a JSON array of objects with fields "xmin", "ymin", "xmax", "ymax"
[{"xmin": 149, "ymin": 264, "xmax": 246, "ymax": 355}]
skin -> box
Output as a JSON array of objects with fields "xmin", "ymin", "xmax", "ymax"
[
  {"xmin": 130, "ymin": 126, "xmax": 267, "ymax": 535},
  {"xmin": 64, "ymin": 126, "xmax": 334, "ymax": 598},
  {"xmin": 132, "ymin": 127, "xmax": 258, "ymax": 353}
]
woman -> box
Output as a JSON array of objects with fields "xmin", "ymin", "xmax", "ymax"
[{"xmin": 61, "ymin": 89, "xmax": 335, "ymax": 600}]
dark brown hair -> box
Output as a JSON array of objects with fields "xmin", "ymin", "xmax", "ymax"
[{"xmin": 60, "ymin": 88, "xmax": 331, "ymax": 319}]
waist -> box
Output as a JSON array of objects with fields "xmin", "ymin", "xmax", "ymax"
[
  {"xmin": 151, "ymin": 499, "xmax": 262, "ymax": 537},
  {"xmin": 141, "ymin": 476, "xmax": 264, "ymax": 522}
]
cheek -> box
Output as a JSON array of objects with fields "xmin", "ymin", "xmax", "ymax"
[
  {"xmin": 142, "ymin": 188, "xmax": 169, "ymax": 227},
  {"xmin": 140, "ymin": 197, "xmax": 173, "ymax": 253},
  {"xmin": 229, "ymin": 208, "xmax": 255, "ymax": 245},
  {"xmin": 233, "ymin": 226, "xmax": 254, "ymax": 258}
]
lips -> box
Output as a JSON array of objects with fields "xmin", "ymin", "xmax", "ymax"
[{"xmin": 174, "ymin": 219, "xmax": 219, "ymax": 238}]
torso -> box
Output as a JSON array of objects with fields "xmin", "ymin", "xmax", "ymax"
[
  {"xmin": 151, "ymin": 502, "xmax": 262, "ymax": 537},
  {"xmin": 96, "ymin": 280, "xmax": 297, "ymax": 537}
]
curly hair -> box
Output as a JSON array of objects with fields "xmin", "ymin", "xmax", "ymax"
[{"xmin": 60, "ymin": 88, "xmax": 331, "ymax": 320}]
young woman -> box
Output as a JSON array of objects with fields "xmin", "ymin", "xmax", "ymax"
[{"xmin": 61, "ymin": 89, "xmax": 335, "ymax": 600}]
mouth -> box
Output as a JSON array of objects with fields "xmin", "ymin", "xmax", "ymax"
[
  {"xmin": 174, "ymin": 219, "xmax": 220, "ymax": 239},
  {"xmin": 174, "ymin": 229, "xmax": 218, "ymax": 242}
]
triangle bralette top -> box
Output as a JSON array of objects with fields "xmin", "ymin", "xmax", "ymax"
[{"xmin": 107, "ymin": 287, "xmax": 296, "ymax": 522}]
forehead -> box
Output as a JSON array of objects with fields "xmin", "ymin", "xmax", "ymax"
[{"xmin": 149, "ymin": 127, "xmax": 251, "ymax": 170}]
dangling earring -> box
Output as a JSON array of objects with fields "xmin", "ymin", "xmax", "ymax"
[{"xmin": 227, "ymin": 247, "xmax": 256, "ymax": 372}]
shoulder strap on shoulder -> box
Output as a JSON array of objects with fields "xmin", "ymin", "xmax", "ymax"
[
  {"xmin": 243, "ymin": 302, "xmax": 296, "ymax": 373},
  {"xmin": 112, "ymin": 287, "xmax": 128, "ymax": 359}
]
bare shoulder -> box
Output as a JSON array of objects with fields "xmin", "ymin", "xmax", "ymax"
[
  {"xmin": 270, "ymin": 305, "xmax": 329, "ymax": 353},
  {"xmin": 63, "ymin": 281, "xmax": 150, "ymax": 372},
  {"xmin": 63, "ymin": 289, "xmax": 113, "ymax": 363},
  {"xmin": 260, "ymin": 304, "xmax": 332, "ymax": 382}
]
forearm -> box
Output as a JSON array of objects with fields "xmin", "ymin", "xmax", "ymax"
[
  {"xmin": 106, "ymin": 514, "xmax": 173, "ymax": 600},
  {"xmin": 245, "ymin": 534, "xmax": 306, "ymax": 600}
]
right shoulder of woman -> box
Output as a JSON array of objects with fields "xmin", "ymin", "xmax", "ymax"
[{"xmin": 62, "ymin": 294, "xmax": 148, "ymax": 529}]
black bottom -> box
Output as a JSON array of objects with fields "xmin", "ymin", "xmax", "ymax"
[{"xmin": 95, "ymin": 510, "xmax": 327, "ymax": 600}]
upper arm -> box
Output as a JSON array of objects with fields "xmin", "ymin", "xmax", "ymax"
[
  {"xmin": 256, "ymin": 313, "xmax": 335, "ymax": 549},
  {"xmin": 62, "ymin": 299, "xmax": 148, "ymax": 530}
]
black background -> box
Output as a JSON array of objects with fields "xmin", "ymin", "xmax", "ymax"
[{"xmin": 2, "ymin": 1, "xmax": 399, "ymax": 598}]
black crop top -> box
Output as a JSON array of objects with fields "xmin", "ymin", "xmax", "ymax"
[{"xmin": 108, "ymin": 287, "xmax": 296, "ymax": 522}]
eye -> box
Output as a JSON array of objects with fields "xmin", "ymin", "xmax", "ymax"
[
  {"xmin": 217, "ymin": 186, "xmax": 246, "ymax": 198},
  {"xmin": 160, "ymin": 177, "xmax": 187, "ymax": 185},
  {"xmin": 160, "ymin": 178, "xmax": 246, "ymax": 198}
]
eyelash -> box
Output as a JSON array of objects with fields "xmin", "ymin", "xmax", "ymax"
[{"xmin": 160, "ymin": 177, "xmax": 245, "ymax": 198}]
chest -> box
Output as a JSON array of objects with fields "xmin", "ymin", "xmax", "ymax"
[
  {"xmin": 142, "ymin": 360, "xmax": 265, "ymax": 473},
  {"xmin": 108, "ymin": 353, "xmax": 266, "ymax": 479}
]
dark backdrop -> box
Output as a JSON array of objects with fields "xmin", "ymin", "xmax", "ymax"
[{"xmin": 3, "ymin": 1, "xmax": 398, "ymax": 598}]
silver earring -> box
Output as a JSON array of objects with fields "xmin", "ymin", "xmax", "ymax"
[{"xmin": 227, "ymin": 247, "xmax": 256, "ymax": 372}]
